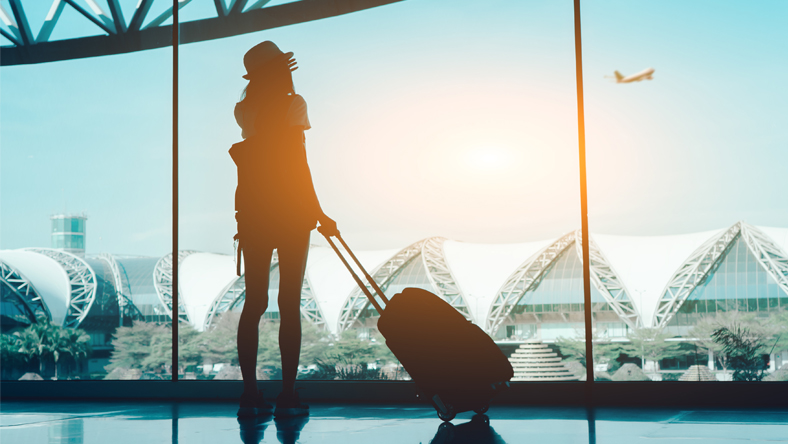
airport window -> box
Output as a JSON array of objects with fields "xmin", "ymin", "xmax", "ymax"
[
  {"xmin": 0, "ymin": 2, "xmax": 173, "ymax": 379},
  {"xmin": 1, "ymin": 0, "xmax": 786, "ymax": 392},
  {"xmin": 583, "ymin": 0, "xmax": 788, "ymax": 382}
]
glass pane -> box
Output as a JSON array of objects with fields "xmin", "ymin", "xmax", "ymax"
[
  {"xmin": 584, "ymin": 1, "xmax": 788, "ymax": 382},
  {"xmin": 0, "ymin": 22, "xmax": 172, "ymax": 379},
  {"xmin": 178, "ymin": 0, "xmax": 582, "ymax": 382}
]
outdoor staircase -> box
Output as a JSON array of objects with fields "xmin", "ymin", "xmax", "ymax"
[
  {"xmin": 679, "ymin": 365, "xmax": 716, "ymax": 381},
  {"xmin": 508, "ymin": 340, "xmax": 580, "ymax": 381}
]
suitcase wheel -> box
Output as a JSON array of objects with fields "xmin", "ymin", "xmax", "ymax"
[
  {"xmin": 473, "ymin": 404, "xmax": 489, "ymax": 414},
  {"xmin": 431, "ymin": 395, "xmax": 456, "ymax": 422},
  {"xmin": 437, "ymin": 404, "xmax": 455, "ymax": 422}
]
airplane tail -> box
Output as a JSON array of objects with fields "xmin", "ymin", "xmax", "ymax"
[{"xmin": 614, "ymin": 70, "xmax": 624, "ymax": 81}]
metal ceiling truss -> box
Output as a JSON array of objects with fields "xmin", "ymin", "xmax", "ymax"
[
  {"xmin": 653, "ymin": 222, "xmax": 742, "ymax": 329},
  {"xmin": 153, "ymin": 250, "xmax": 196, "ymax": 324},
  {"xmin": 574, "ymin": 232, "xmax": 640, "ymax": 329},
  {"xmin": 203, "ymin": 250, "xmax": 327, "ymax": 330},
  {"xmin": 337, "ymin": 239, "xmax": 426, "ymax": 332},
  {"xmin": 1, "ymin": 0, "xmax": 404, "ymax": 65},
  {"xmin": 25, "ymin": 248, "xmax": 97, "ymax": 328},
  {"xmin": 740, "ymin": 223, "xmax": 788, "ymax": 298},
  {"xmin": 485, "ymin": 232, "xmax": 575, "ymax": 335},
  {"xmin": 98, "ymin": 253, "xmax": 144, "ymax": 322},
  {"xmin": 421, "ymin": 237, "xmax": 474, "ymax": 322},
  {"xmin": 0, "ymin": 259, "xmax": 51, "ymax": 323}
]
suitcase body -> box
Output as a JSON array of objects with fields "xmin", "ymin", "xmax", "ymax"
[{"xmin": 323, "ymin": 234, "xmax": 513, "ymax": 421}]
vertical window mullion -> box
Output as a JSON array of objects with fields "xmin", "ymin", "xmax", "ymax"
[
  {"xmin": 572, "ymin": 0, "xmax": 594, "ymax": 390},
  {"xmin": 172, "ymin": 0, "xmax": 179, "ymax": 382}
]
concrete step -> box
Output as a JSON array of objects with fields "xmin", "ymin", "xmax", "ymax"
[
  {"xmin": 509, "ymin": 356, "xmax": 561, "ymax": 362},
  {"xmin": 514, "ymin": 371, "xmax": 575, "ymax": 376},
  {"xmin": 512, "ymin": 363, "xmax": 570, "ymax": 368},
  {"xmin": 512, "ymin": 375, "xmax": 580, "ymax": 381},
  {"xmin": 510, "ymin": 353, "xmax": 558, "ymax": 358}
]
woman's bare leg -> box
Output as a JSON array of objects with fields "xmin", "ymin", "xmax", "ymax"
[
  {"xmin": 277, "ymin": 231, "xmax": 310, "ymax": 395},
  {"xmin": 237, "ymin": 241, "xmax": 273, "ymax": 395}
]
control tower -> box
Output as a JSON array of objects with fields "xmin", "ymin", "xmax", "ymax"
[{"xmin": 51, "ymin": 214, "xmax": 87, "ymax": 256}]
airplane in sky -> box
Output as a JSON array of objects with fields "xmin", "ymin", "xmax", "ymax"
[{"xmin": 608, "ymin": 68, "xmax": 655, "ymax": 83}]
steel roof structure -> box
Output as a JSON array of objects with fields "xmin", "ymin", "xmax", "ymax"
[
  {"xmin": 0, "ymin": 259, "xmax": 50, "ymax": 325},
  {"xmin": 3, "ymin": 221, "xmax": 788, "ymax": 336},
  {"xmin": 1, "ymin": 0, "xmax": 403, "ymax": 66}
]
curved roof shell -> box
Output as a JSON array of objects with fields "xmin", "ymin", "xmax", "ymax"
[
  {"xmin": 3, "ymin": 222, "xmax": 787, "ymax": 335},
  {"xmin": 0, "ymin": 250, "xmax": 70, "ymax": 325},
  {"xmin": 305, "ymin": 246, "xmax": 399, "ymax": 334},
  {"xmin": 592, "ymin": 229, "xmax": 722, "ymax": 327},
  {"xmin": 759, "ymin": 226, "xmax": 788, "ymax": 255},
  {"xmin": 179, "ymin": 253, "xmax": 237, "ymax": 330},
  {"xmin": 443, "ymin": 239, "xmax": 554, "ymax": 324}
]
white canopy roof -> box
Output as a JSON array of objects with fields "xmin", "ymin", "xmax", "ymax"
[
  {"xmin": 179, "ymin": 253, "xmax": 237, "ymax": 331},
  {"xmin": 0, "ymin": 250, "xmax": 71, "ymax": 326},
  {"xmin": 6, "ymin": 222, "xmax": 787, "ymax": 334},
  {"xmin": 443, "ymin": 238, "xmax": 555, "ymax": 324},
  {"xmin": 759, "ymin": 226, "xmax": 788, "ymax": 256},
  {"xmin": 305, "ymin": 245, "xmax": 399, "ymax": 334},
  {"xmin": 592, "ymin": 229, "xmax": 723, "ymax": 327}
]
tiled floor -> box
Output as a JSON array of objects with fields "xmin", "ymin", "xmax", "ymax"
[{"xmin": 1, "ymin": 401, "xmax": 787, "ymax": 444}]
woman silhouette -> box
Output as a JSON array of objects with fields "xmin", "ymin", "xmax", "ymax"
[{"xmin": 230, "ymin": 41, "xmax": 337, "ymax": 418}]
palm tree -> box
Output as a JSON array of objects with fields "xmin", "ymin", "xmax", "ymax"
[
  {"xmin": 712, "ymin": 324, "xmax": 768, "ymax": 381},
  {"xmin": 13, "ymin": 318, "xmax": 91, "ymax": 379},
  {"xmin": 1, "ymin": 333, "xmax": 25, "ymax": 378},
  {"xmin": 15, "ymin": 319, "xmax": 55, "ymax": 377},
  {"xmin": 52, "ymin": 328, "xmax": 91, "ymax": 379}
]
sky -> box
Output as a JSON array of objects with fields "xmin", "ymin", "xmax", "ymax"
[{"xmin": 1, "ymin": 0, "xmax": 786, "ymax": 257}]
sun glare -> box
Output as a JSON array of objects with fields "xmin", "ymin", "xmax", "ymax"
[{"xmin": 466, "ymin": 147, "xmax": 510, "ymax": 170}]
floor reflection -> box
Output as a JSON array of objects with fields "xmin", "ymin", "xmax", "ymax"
[
  {"xmin": 3, "ymin": 401, "xmax": 785, "ymax": 444},
  {"xmin": 429, "ymin": 415, "xmax": 505, "ymax": 444},
  {"xmin": 49, "ymin": 418, "xmax": 83, "ymax": 444},
  {"xmin": 237, "ymin": 414, "xmax": 310, "ymax": 444},
  {"xmin": 274, "ymin": 416, "xmax": 310, "ymax": 444},
  {"xmin": 238, "ymin": 415, "xmax": 272, "ymax": 444}
]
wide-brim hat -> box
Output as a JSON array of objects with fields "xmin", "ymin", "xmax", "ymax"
[{"xmin": 242, "ymin": 41, "xmax": 296, "ymax": 80}]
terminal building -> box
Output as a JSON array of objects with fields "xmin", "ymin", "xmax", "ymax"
[{"xmin": 2, "ymin": 220, "xmax": 787, "ymax": 372}]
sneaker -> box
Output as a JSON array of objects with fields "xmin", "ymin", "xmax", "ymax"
[
  {"xmin": 274, "ymin": 389, "xmax": 309, "ymax": 417},
  {"xmin": 237, "ymin": 390, "xmax": 274, "ymax": 417}
]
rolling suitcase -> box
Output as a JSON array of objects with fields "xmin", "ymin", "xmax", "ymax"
[{"xmin": 323, "ymin": 232, "xmax": 514, "ymax": 421}]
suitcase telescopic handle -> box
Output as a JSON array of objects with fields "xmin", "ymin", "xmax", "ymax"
[{"xmin": 321, "ymin": 232, "xmax": 389, "ymax": 312}]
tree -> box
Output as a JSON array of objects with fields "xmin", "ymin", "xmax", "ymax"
[
  {"xmin": 765, "ymin": 309, "xmax": 788, "ymax": 355},
  {"xmin": 690, "ymin": 310, "xmax": 786, "ymax": 373},
  {"xmin": 195, "ymin": 312, "xmax": 241, "ymax": 366},
  {"xmin": 51, "ymin": 327, "xmax": 91, "ymax": 379},
  {"xmin": 1, "ymin": 333, "xmax": 26, "ymax": 377},
  {"xmin": 298, "ymin": 321, "xmax": 331, "ymax": 365},
  {"xmin": 303, "ymin": 330, "xmax": 396, "ymax": 380},
  {"xmin": 712, "ymin": 324, "xmax": 768, "ymax": 381},
  {"xmin": 13, "ymin": 318, "xmax": 91, "ymax": 379},
  {"xmin": 555, "ymin": 329, "xmax": 622, "ymax": 374},
  {"xmin": 15, "ymin": 319, "xmax": 55, "ymax": 376},
  {"xmin": 689, "ymin": 312, "xmax": 744, "ymax": 373},
  {"xmin": 106, "ymin": 321, "xmax": 171, "ymax": 374},
  {"xmin": 621, "ymin": 328, "xmax": 685, "ymax": 372}
]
